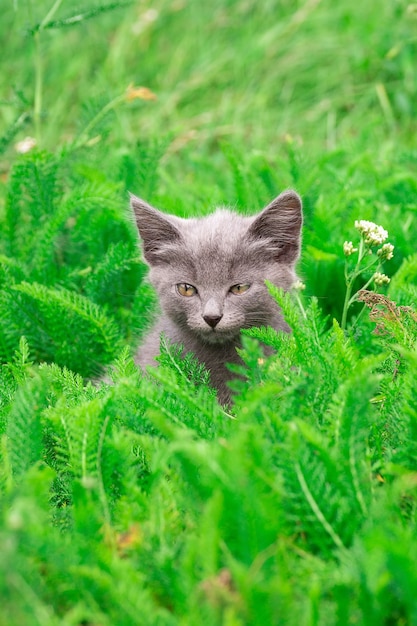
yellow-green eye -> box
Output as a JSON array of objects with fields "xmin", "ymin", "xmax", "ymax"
[
  {"xmin": 176, "ymin": 283, "xmax": 197, "ymax": 297},
  {"xmin": 230, "ymin": 283, "xmax": 251, "ymax": 295}
]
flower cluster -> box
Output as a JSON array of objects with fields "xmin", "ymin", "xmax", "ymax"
[
  {"xmin": 292, "ymin": 280, "xmax": 306, "ymax": 291},
  {"xmin": 125, "ymin": 84, "xmax": 157, "ymax": 101},
  {"xmin": 377, "ymin": 242, "xmax": 394, "ymax": 261},
  {"xmin": 15, "ymin": 136, "xmax": 37, "ymax": 154},
  {"xmin": 354, "ymin": 220, "xmax": 388, "ymax": 246},
  {"xmin": 343, "ymin": 241, "xmax": 358, "ymax": 256},
  {"xmin": 373, "ymin": 272, "xmax": 390, "ymax": 286}
]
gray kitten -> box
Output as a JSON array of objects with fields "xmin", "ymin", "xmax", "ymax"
[{"xmin": 131, "ymin": 191, "xmax": 303, "ymax": 404}]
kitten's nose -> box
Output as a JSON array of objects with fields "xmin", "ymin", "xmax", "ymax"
[{"xmin": 203, "ymin": 314, "xmax": 223, "ymax": 329}]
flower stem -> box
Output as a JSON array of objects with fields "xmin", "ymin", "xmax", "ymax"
[
  {"xmin": 341, "ymin": 279, "xmax": 353, "ymax": 331},
  {"xmin": 341, "ymin": 239, "xmax": 364, "ymax": 330}
]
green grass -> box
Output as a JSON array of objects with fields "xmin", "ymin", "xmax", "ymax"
[{"xmin": 1, "ymin": 1, "xmax": 417, "ymax": 624}]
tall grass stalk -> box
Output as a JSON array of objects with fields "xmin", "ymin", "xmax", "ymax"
[{"xmin": 32, "ymin": 0, "xmax": 65, "ymax": 144}]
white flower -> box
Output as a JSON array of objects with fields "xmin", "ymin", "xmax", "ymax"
[
  {"xmin": 292, "ymin": 280, "xmax": 306, "ymax": 291},
  {"xmin": 373, "ymin": 272, "xmax": 390, "ymax": 286},
  {"xmin": 343, "ymin": 241, "xmax": 358, "ymax": 256},
  {"xmin": 354, "ymin": 220, "xmax": 388, "ymax": 246},
  {"xmin": 377, "ymin": 243, "xmax": 394, "ymax": 261},
  {"xmin": 15, "ymin": 136, "xmax": 37, "ymax": 154}
]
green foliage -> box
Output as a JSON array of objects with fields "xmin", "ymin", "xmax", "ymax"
[
  {"xmin": 0, "ymin": 149, "xmax": 155, "ymax": 373},
  {"xmin": 1, "ymin": 1, "xmax": 417, "ymax": 623},
  {"xmin": 1, "ymin": 277, "xmax": 416, "ymax": 624}
]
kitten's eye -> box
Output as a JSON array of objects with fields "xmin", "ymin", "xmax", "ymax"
[
  {"xmin": 176, "ymin": 283, "xmax": 197, "ymax": 297},
  {"xmin": 230, "ymin": 283, "xmax": 251, "ymax": 295}
]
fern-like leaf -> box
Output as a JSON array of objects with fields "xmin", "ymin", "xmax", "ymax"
[
  {"xmin": 6, "ymin": 375, "xmax": 49, "ymax": 481},
  {"xmin": 9, "ymin": 282, "xmax": 122, "ymax": 374},
  {"xmin": 327, "ymin": 360, "xmax": 380, "ymax": 517},
  {"xmin": 4, "ymin": 151, "xmax": 60, "ymax": 259}
]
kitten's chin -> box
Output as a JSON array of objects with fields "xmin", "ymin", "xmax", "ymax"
[{"xmin": 194, "ymin": 328, "xmax": 240, "ymax": 345}]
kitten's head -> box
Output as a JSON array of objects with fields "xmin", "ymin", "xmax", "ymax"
[{"xmin": 131, "ymin": 191, "xmax": 302, "ymax": 344}]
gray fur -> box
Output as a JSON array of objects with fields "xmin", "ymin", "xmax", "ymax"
[{"xmin": 131, "ymin": 191, "xmax": 303, "ymax": 404}]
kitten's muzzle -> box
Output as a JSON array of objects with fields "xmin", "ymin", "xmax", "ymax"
[
  {"xmin": 202, "ymin": 297, "xmax": 223, "ymax": 328},
  {"xmin": 203, "ymin": 314, "xmax": 223, "ymax": 329}
]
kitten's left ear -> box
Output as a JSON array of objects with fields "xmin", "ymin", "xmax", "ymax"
[{"xmin": 247, "ymin": 190, "xmax": 303, "ymax": 264}]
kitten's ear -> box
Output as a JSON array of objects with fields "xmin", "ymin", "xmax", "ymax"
[
  {"xmin": 130, "ymin": 194, "xmax": 182, "ymax": 265},
  {"xmin": 247, "ymin": 190, "xmax": 303, "ymax": 264}
]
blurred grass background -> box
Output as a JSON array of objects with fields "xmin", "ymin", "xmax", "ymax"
[{"xmin": 2, "ymin": 0, "xmax": 416, "ymax": 163}]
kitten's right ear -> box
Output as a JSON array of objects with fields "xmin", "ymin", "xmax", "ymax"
[{"xmin": 130, "ymin": 194, "xmax": 182, "ymax": 265}]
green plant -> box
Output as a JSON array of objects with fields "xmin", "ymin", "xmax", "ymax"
[
  {"xmin": 341, "ymin": 219, "xmax": 395, "ymax": 330},
  {"xmin": 0, "ymin": 148, "xmax": 156, "ymax": 373},
  {"xmin": 1, "ymin": 1, "xmax": 417, "ymax": 623}
]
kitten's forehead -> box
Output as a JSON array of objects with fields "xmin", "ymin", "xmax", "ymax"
[
  {"xmin": 179, "ymin": 210, "xmax": 254, "ymax": 279},
  {"xmin": 183, "ymin": 209, "xmax": 251, "ymax": 245}
]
